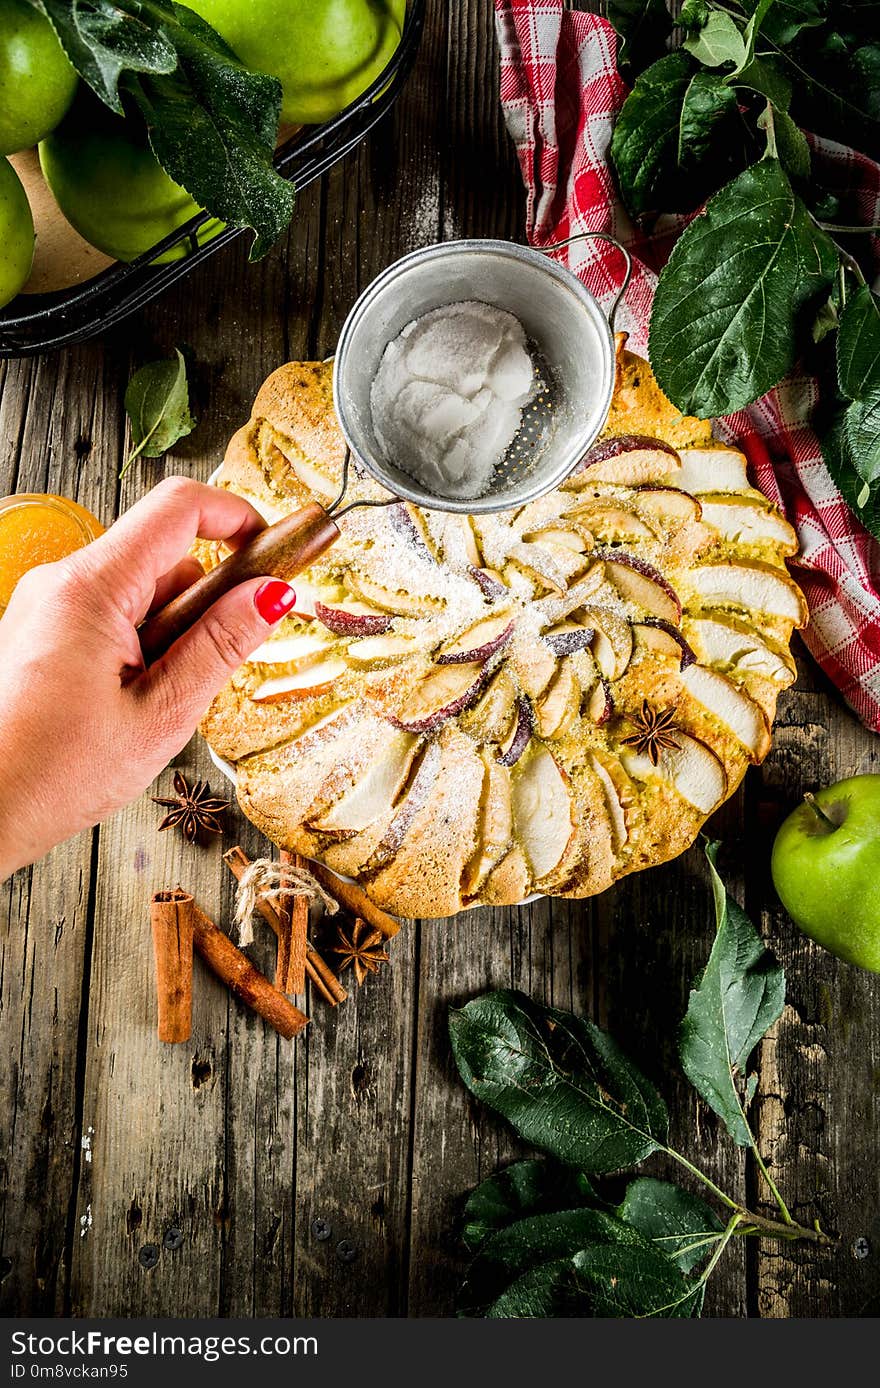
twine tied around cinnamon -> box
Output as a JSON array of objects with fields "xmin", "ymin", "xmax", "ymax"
[{"xmin": 232, "ymin": 856, "xmax": 339, "ymax": 946}]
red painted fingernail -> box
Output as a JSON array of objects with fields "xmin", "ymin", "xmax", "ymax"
[{"xmin": 254, "ymin": 579, "xmax": 296, "ymax": 624}]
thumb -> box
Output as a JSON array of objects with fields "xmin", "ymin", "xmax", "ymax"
[{"xmin": 139, "ymin": 577, "xmax": 297, "ymax": 733}]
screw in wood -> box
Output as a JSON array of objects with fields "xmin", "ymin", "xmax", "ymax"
[
  {"xmin": 336, "ymin": 1239, "xmax": 358, "ymax": 1264},
  {"xmin": 852, "ymin": 1236, "xmax": 871, "ymax": 1260},
  {"xmin": 311, "ymin": 1218, "xmax": 332, "ymax": 1242},
  {"xmin": 163, "ymin": 1227, "xmax": 185, "ymax": 1251},
  {"xmin": 138, "ymin": 1244, "xmax": 160, "ymax": 1270}
]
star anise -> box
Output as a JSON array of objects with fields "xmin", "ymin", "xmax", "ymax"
[
  {"xmin": 152, "ymin": 770, "xmax": 229, "ymax": 843},
  {"xmin": 621, "ymin": 700, "xmax": 682, "ymax": 766},
  {"xmin": 331, "ymin": 918, "xmax": 389, "ymax": 986}
]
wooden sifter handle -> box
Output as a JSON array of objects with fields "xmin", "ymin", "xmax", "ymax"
[{"xmin": 138, "ymin": 502, "xmax": 341, "ymax": 666}]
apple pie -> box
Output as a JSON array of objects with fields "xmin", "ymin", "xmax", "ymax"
[{"xmin": 199, "ymin": 342, "xmax": 805, "ymax": 918}]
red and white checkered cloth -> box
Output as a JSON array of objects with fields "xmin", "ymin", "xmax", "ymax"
[{"xmin": 495, "ymin": 0, "xmax": 880, "ymax": 732}]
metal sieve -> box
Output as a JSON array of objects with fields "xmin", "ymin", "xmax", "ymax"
[
  {"xmin": 332, "ymin": 233, "xmax": 631, "ymax": 515},
  {"xmin": 138, "ymin": 232, "xmax": 631, "ymax": 664}
]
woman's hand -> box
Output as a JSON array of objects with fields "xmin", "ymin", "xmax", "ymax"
[{"xmin": 0, "ymin": 477, "xmax": 297, "ymax": 879}]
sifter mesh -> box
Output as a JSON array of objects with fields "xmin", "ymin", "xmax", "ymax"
[
  {"xmin": 482, "ymin": 352, "xmax": 558, "ymax": 498},
  {"xmin": 332, "ymin": 236, "xmax": 632, "ymax": 517}
]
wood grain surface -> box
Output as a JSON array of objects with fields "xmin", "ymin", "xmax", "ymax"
[{"xmin": 1, "ymin": 0, "xmax": 879, "ymax": 1319}]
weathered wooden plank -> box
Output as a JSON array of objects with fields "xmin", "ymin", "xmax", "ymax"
[
  {"xmin": 0, "ymin": 839, "xmax": 94, "ymax": 1314},
  {"xmin": 753, "ymin": 679, "xmax": 880, "ymax": 1317},
  {"xmin": 0, "ymin": 340, "xmax": 117, "ymax": 1315},
  {"xmin": 66, "ymin": 739, "xmax": 230, "ymax": 1315}
]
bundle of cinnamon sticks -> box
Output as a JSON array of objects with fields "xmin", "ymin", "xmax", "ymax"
[{"xmin": 149, "ymin": 847, "xmax": 399, "ymax": 1042}]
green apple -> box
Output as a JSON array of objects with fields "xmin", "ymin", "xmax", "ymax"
[
  {"xmin": 771, "ymin": 775, "xmax": 880, "ymax": 972},
  {"xmin": 39, "ymin": 94, "xmax": 220, "ymax": 264},
  {"xmin": 186, "ymin": 0, "xmax": 405, "ymax": 125},
  {"xmin": 0, "ymin": 0, "xmax": 78, "ymax": 155},
  {"xmin": 0, "ymin": 155, "xmax": 34, "ymax": 307}
]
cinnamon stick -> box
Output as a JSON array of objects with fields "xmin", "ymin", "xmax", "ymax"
[
  {"xmin": 150, "ymin": 889, "xmax": 194, "ymax": 1043},
  {"xmin": 308, "ymin": 862, "xmax": 401, "ymax": 940},
  {"xmin": 222, "ymin": 846, "xmax": 347, "ymax": 1006},
  {"xmin": 276, "ymin": 849, "xmax": 308, "ymax": 995},
  {"xmin": 191, "ymin": 905, "xmax": 309, "ymax": 1039}
]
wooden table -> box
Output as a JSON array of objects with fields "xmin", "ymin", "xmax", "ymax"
[{"xmin": 1, "ymin": 1, "xmax": 879, "ymax": 1321}]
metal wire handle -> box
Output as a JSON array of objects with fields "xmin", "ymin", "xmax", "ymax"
[
  {"xmin": 540, "ymin": 231, "xmax": 633, "ymax": 329},
  {"xmin": 326, "ymin": 446, "xmax": 399, "ymax": 519}
]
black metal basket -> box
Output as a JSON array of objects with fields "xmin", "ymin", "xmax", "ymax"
[{"xmin": 0, "ymin": 0, "xmax": 425, "ymax": 358}]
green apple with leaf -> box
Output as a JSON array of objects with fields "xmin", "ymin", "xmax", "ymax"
[
  {"xmin": 186, "ymin": 0, "xmax": 406, "ymax": 124},
  {"xmin": 771, "ymin": 775, "xmax": 880, "ymax": 972},
  {"xmin": 0, "ymin": 155, "xmax": 34, "ymax": 307},
  {"xmin": 0, "ymin": 0, "xmax": 78, "ymax": 155},
  {"xmin": 39, "ymin": 93, "xmax": 220, "ymax": 264}
]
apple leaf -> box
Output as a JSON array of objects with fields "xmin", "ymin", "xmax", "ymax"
[
  {"xmin": 682, "ymin": 10, "xmax": 747, "ymax": 69},
  {"xmin": 770, "ymin": 105, "xmax": 811, "ymax": 179},
  {"xmin": 37, "ymin": 0, "xmax": 178, "ymax": 112},
  {"xmin": 844, "ymin": 389, "xmax": 880, "ymax": 485},
  {"xmin": 611, "ymin": 53, "xmax": 695, "ymax": 216},
  {"xmin": 820, "ymin": 405, "xmax": 880, "ymax": 543},
  {"xmin": 123, "ymin": 348, "xmax": 195, "ymax": 473},
  {"xmin": 679, "ymin": 842, "xmax": 785, "ymax": 1147},
  {"xmin": 649, "ymin": 158, "xmax": 838, "ymax": 416},
  {"xmin": 458, "ymin": 1207, "xmax": 699, "ymax": 1318},
  {"xmin": 837, "ymin": 286, "xmax": 880, "ymax": 401},
  {"xmin": 128, "ymin": 4, "xmax": 294, "ymax": 261},
  {"xmin": 678, "ymin": 70, "xmax": 738, "ymax": 165},
  {"xmin": 743, "ymin": 0, "xmax": 825, "ymax": 47},
  {"xmin": 617, "ymin": 1177, "xmax": 724, "ymax": 1274},
  {"xmin": 733, "ymin": 56, "xmax": 793, "ymax": 109},
  {"xmin": 449, "ymin": 989, "xmax": 668, "ymax": 1172},
  {"xmin": 30, "ymin": 0, "xmax": 294, "ymax": 259},
  {"xmin": 462, "ymin": 1161, "xmax": 599, "ymax": 1255}
]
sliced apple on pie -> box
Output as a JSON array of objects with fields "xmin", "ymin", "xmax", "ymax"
[
  {"xmin": 688, "ymin": 560, "xmax": 808, "ymax": 625},
  {"xmin": 621, "ymin": 731, "xmax": 727, "ymax": 814},
  {"xmin": 512, "ymin": 745, "xmax": 577, "ymax": 883}
]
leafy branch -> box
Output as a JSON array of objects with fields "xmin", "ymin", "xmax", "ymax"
[
  {"xmin": 448, "ymin": 842, "xmax": 834, "ymax": 1318},
  {"xmin": 27, "ymin": 0, "xmax": 295, "ymax": 259},
  {"xmin": 607, "ymin": 0, "xmax": 880, "ymax": 538}
]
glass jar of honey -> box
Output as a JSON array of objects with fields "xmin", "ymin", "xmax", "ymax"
[{"xmin": 0, "ymin": 493, "xmax": 104, "ymax": 617}]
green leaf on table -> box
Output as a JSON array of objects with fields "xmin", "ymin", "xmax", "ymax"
[
  {"xmin": 605, "ymin": 0, "xmax": 672, "ymax": 74},
  {"xmin": 128, "ymin": 5, "xmax": 294, "ymax": 261},
  {"xmin": 123, "ymin": 348, "xmax": 195, "ymax": 473},
  {"xmin": 39, "ymin": 0, "xmax": 177, "ymax": 112},
  {"xmin": 611, "ymin": 53, "xmax": 695, "ymax": 216},
  {"xmin": 462, "ymin": 1160, "xmax": 599, "ymax": 1253},
  {"xmin": 837, "ymin": 286, "xmax": 880, "ymax": 401},
  {"xmin": 570, "ymin": 1239, "xmax": 702, "ymax": 1317},
  {"xmin": 679, "ymin": 843, "xmax": 785, "ymax": 1147},
  {"xmin": 683, "ymin": 11, "xmax": 748, "ymax": 69},
  {"xmin": 679, "ymin": 71, "xmax": 738, "ymax": 165},
  {"xmin": 618, "ymin": 1176, "xmax": 724, "ymax": 1273},
  {"xmin": 649, "ymin": 158, "xmax": 838, "ymax": 416},
  {"xmin": 845, "ymin": 389, "xmax": 880, "ymax": 485},
  {"xmin": 459, "ymin": 1207, "xmax": 699, "ymax": 1318},
  {"xmin": 449, "ymin": 989, "xmax": 668, "ymax": 1172}
]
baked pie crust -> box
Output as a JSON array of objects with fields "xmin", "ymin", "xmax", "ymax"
[{"xmin": 199, "ymin": 341, "xmax": 805, "ymax": 918}]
